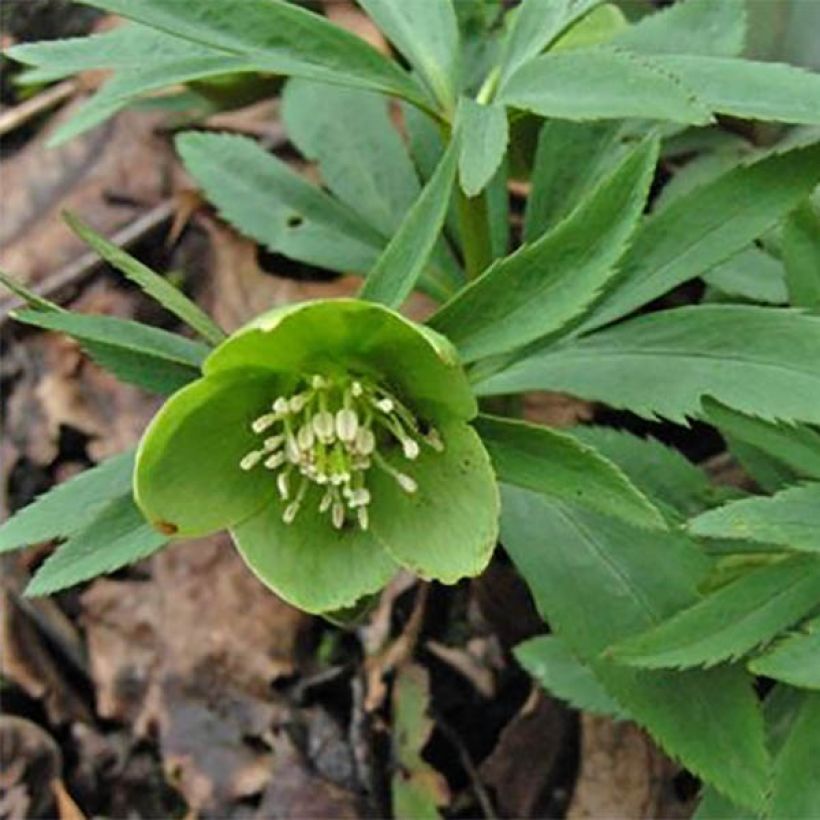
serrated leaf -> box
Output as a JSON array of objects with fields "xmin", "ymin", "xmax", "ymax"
[
  {"xmin": 474, "ymin": 415, "xmax": 665, "ymax": 530},
  {"xmin": 516, "ymin": 636, "xmax": 628, "ymax": 719},
  {"xmin": 524, "ymin": 119, "xmax": 624, "ymax": 241},
  {"xmin": 0, "ymin": 269, "xmax": 61, "ymax": 313},
  {"xmin": 612, "ymin": 0, "xmax": 746, "ymax": 58},
  {"xmin": 430, "ymin": 136, "xmax": 658, "ymax": 361},
  {"xmin": 0, "ymin": 451, "xmax": 135, "ymax": 554},
  {"xmin": 784, "ymin": 200, "xmax": 820, "ymax": 311},
  {"xmin": 477, "ymin": 306, "xmax": 820, "ymax": 426},
  {"xmin": 456, "ymin": 99, "xmax": 508, "ymax": 197},
  {"xmin": 78, "ymin": 0, "xmax": 429, "ymax": 109},
  {"xmin": 551, "ymin": 3, "xmax": 627, "ymax": 51},
  {"xmin": 25, "ymin": 495, "xmax": 168, "ymax": 596},
  {"xmin": 689, "ymin": 483, "xmax": 820, "ymax": 553},
  {"xmin": 358, "ymin": 0, "xmax": 460, "ymax": 112},
  {"xmin": 703, "ymin": 246, "xmax": 787, "ymax": 305},
  {"xmin": 610, "ymin": 555, "xmax": 820, "ymax": 669},
  {"xmin": 500, "ymin": 487, "xmax": 769, "ymax": 809},
  {"xmin": 359, "ymin": 138, "xmax": 459, "ymax": 308},
  {"xmin": 585, "ymin": 141, "xmax": 820, "ymax": 330},
  {"xmin": 749, "ymin": 615, "xmax": 820, "ymax": 690},
  {"xmin": 64, "ymin": 213, "xmax": 226, "ymax": 345},
  {"xmin": 498, "ymin": 48, "xmax": 713, "ymax": 125},
  {"xmin": 12, "ymin": 308, "xmax": 206, "ymax": 395}
]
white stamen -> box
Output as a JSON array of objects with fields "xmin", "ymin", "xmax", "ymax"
[
  {"xmin": 312, "ymin": 411, "xmax": 335, "ymax": 442},
  {"xmin": 273, "ymin": 397, "xmax": 290, "ymax": 415},
  {"xmin": 332, "ymin": 502, "xmax": 345, "ymax": 529},
  {"xmin": 402, "ymin": 438, "xmax": 420, "ymax": 460},
  {"xmin": 277, "ymin": 471, "xmax": 290, "ymax": 500},
  {"xmin": 357, "ymin": 506, "xmax": 369, "ymax": 531},
  {"xmin": 240, "ymin": 450, "xmax": 263, "ymax": 471},
  {"xmin": 312, "ymin": 374, "xmax": 328, "ymax": 389},
  {"xmin": 335, "ymin": 408, "xmax": 359, "ymax": 442},
  {"xmin": 264, "ymin": 434, "xmax": 284, "ymax": 451},
  {"xmin": 289, "ymin": 393, "xmax": 308, "ymax": 413},
  {"xmin": 351, "ymin": 381, "xmax": 363, "ymax": 397},
  {"xmin": 319, "ymin": 490, "xmax": 333, "ymax": 513},
  {"xmin": 251, "ymin": 413, "xmax": 277, "ymax": 433},
  {"xmin": 397, "ymin": 473, "xmax": 417, "ymax": 494},
  {"xmin": 355, "ymin": 427, "xmax": 375, "ymax": 456},
  {"xmin": 375, "ymin": 398, "xmax": 394, "ymax": 413},
  {"xmin": 348, "ymin": 488, "xmax": 371, "ymax": 508},
  {"xmin": 285, "ymin": 436, "xmax": 301, "ymax": 464},
  {"xmin": 296, "ymin": 423, "xmax": 315, "ymax": 450},
  {"xmin": 283, "ymin": 501, "xmax": 300, "ymax": 524},
  {"xmin": 264, "ymin": 451, "xmax": 285, "ymax": 470}
]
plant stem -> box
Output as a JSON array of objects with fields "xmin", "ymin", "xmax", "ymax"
[{"xmin": 456, "ymin": 188, "xmax": 494, "ymax": 280}]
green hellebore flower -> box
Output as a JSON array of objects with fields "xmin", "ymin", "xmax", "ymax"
[{"xmin": 134, "ymin": 299, "xmax": 499, "ymax": 614}]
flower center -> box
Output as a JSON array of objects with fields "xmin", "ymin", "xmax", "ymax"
[{"xmin": 239, "ymin": 374, "xmax": 444, "ymax": 531}]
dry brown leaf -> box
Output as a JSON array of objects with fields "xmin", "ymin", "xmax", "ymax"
[
  {"xmin": 323, "ymin": 1, "xmax": 389, "ymax": 54},
  {"xmin": 523, "ymin": 391, "xmax": 595, "ymax": 429}
]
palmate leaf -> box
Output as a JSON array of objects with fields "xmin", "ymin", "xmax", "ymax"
[
  {"xmin": 749, "ymin": 615, "xmax": 820, "ymax": 690},
  {"xmin": 689, "ymin": 483, "xmax": 820, "ymax": 553},
  {"xmin": 783, "ymin": 200, "xmax": 820, "ymax": 311},
  {"xmin": 456, "ymin": 99, "xmax": 508, "ymax": 197},
  {"xmin": 477, "ymin": 306, "xmax": 820, "ymax": 426},
  {"xmin": 26, "ymin": 495, "xmax": 168, "ymax": 596},
  {"xmin": 429, "ymin": 136, "xmax": 658, "ymax": 361},
  {"xmin": 78, "ymin": 0, "xmax": 430, "ymax": 110},
  {"xmin": 610, "ymin": 555, "xmax": 820, "ymax": 669},
  {"xmin": 501, "ymin": 487, "xmax": 769, "ymax": 809},
  {"xmin": 0, "ymin": 451, "xmax": 135, "ymax": 553},
  {"xmin": 585, "ymin": 141, "xmax": 820, "ymax": 330},
  {"xmin": 474, "ymin": 415, "xmax": 665, "ymax": 530},
  {"xmin": 12, "ymin": 308, "xmax": 206, "ymax": 395}
]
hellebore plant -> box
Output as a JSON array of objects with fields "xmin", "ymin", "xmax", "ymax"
[
  {"xmin": 4, "ymin": 0, "xmax": 820, "ymax": 814},
  {"xmin": 134, "ymin": 299, "xmax": 498, "ymax": 613}
]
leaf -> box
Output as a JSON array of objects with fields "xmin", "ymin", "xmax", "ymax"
[
  {"xmin": 0, "ymin": 269, "xmax": 61, "ymax": 313},
  {"xmin": 430, "ymin": 136, "xmax": 658, "ymax": 361},
  {"xmin": 494, "ymin": 0, "xmax": 604, "ymax": 93},
  {"xmin": 749, "ymin": 615, "xmax": 820, "ymax": 690},
  {"xmin": 550, "ymin": 3, "xmax": 627, "ymax": 51},
  {"xmin": 498, "ymin": 48, "xmax": 713, "ymax": 125},
  {"xmin": 585, "ymin": 141, "xmax": 820, "ymax": 330},
  {"xmin": 0, "ymin": 451, "xmax": 135, "ymax": 553},
  {"xmin": 612, "ymin": 0, "xmax": 746, "ymax": 58},
  {"xmin": 25, "ymin": 495, "xmax": 168, "ymax": 596},
  {"xmin": 12, "ymin": 308, "xmax": 206, "ymax": 395},
  {"xmin": 359, "ymin": 138, "xmax": 459, "ymax": 308},
  {"xmin": 610, "ymin": 555, "xmax": 820, "ymax": 669},
  {"xmin": 500, "ymin": 486, "xmax": 770, "ymax": 809},
  {"xmin": 689, "ymin": 483, "xmax": 820, "ymax": 553},
  {"xmin": 702, "ymin": 246, "xmax": 787, "ymax": 305},
  {"xmin": 358, "ymin": 0, "xmax": 460, "ymax": 113},
  {"xmin": 79, "ymin": 0, "xmax": 430, "ymax": 109},
  {"xmin": 515, "ymin": 636, "xmax": 628, "ymax": 719},
  {"xmin": 700, "ymin": 399, "xmax": 820, "ymax": 482},
  {"xmin": 524, "ymin": 119, "xmax": 624, "ymax": 241},
  {"xmin": 783, "ymin": 200, "xmax": 820, "ymax": 311},
  {"xmin": 474, "ymin": 415, "xmax": 665, "ymax": 530},
  {"xmin": 477, "ymin": 306, "xmax": 820, "ymax": 426},
  {"xmin": 456, "ymin": 98, "xmax": 508, "ymax": 197},
  {"xmin": 64, "ymin": 213, "xmax": 226, "ymax": 345}
]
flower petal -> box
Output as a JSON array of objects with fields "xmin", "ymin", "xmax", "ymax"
[
  {"xmin": 203, "ymin": 299, "xmax": 476, "ymax": 422},
  {"xmin": 231, "ymin": 487, "xmax": 398, "ymax": 614},
  {"xmin": 134, "ymin": 369, "xmax": 291, "ymax": 537},
  {"xmin": 369, "ymin": 421, "xmax": 499, "ymax": 583}
]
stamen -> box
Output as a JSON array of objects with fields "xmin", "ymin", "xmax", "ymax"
[
  {"xmin": 335, "ymin": 408, "xmax": 359, "ymax": 442},
  {"xmin": 273, "ymin": 397, "xmax": 290, "ymax": 415},
  {"xmin": 289, "ymin": 393, "xmax": 308, "ymax": 413},
  {"xmin": 277, "ymin": 469, "xmax": 291, "ymax": 500},
  {"xmin": 264, "ymin": 451, "xmax": 285, "ymax": 470},
  {"xmin": 251, "ymin": 413, "xmax": 277, "ymax": 434},
  {"xmin": 264, "ymin": 434, "xmax": 284, "ymax": 452},
  {"xmin": 296, "ymin": 423, "xmax": 315, "ymax": 451},
  {"xmin": 375, "ymin": 397, "xmax": 394, "ymax": 414},
  {"xmin": 425, "ymin": 428, "xmax": 445, "ymax": 452},
  {"xmin": 319, "ymin": 489, "xmax": 333, "ymax": 513},
  {"xmin": 312, "ymin": 411, "xmax": 335, "ymax": 443},
  {"xmin": 357, "ymin": 506, "xmax": 369, "ymax": 531},
  {"xmin": 348, "ymin": 488, "xmax": 371, "ymax": 508},
  {"xmin": 312, "ymin": 374, "xmax": 328, "ymax": 389},
  {"xmin": 355, "ymin": 427, "xmax": 375, "ymax": 456},
  {"xmin": 373, "ymin": 451, "xmax": 418, "ymax": 494},
  {"xmin": 351, "ymin": 381, "xmax": 363, "ymax": 397},
  {"xmin": 332, "ymin": 501, "xmax": 345, "ymax": 529},
  {"xmin": 240, "ymin": 450, "xmax": 263, "ymax": 471},
  {"xmin": 402, "ymin": 438, "xmax": 420, "ymax": 460}
]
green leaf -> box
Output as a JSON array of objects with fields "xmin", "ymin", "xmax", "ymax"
[
  {"xmin": 515, "ymin": 636, "xmax": 628, "ymax": 719},
  {"xmin": 570, "ymin": 426, "xmax": 719, "ymax": 521},
  {"xmin": 498, "ymin": 48, "xmax": 713, "ymax": 125},
  {"xmin": 456, "ymin": 99, "xmax": 508, "ymax": 197},
  {"xmin": 585, "ymin": 141, "xmax": 820, "ymax": 330},
  {"xmin": 524, "ymin": 119, "xmax": 624, "ymax": 241},
  {"xmin": 749, "ymin": 615, "xmax": 820, "ymax": 690},
  {"xmin": 784, "ymin": 200, "xmax": 820, "ymax": 311},
  {"xmin": 359, "ymin": 138, "xmax": 460, "ymax": 309},
  {"xmin": 25, "ymin": 495, "xmax": 168, "ymax": 596},
  {"xmin": 0, "ymin": 451, "xmax": 135, "ymax": 553},
  {"xmin": 134, "ymin": 370, "xmax": 287, "ymax": 539},
  {"xmin": 551, "ymin": 3, "xmax": 627, "ymax": 51},
  {"xmin": 430, "ymin": 136, "xmax": 658, "ymax": 361},
  {"xmin": 368, "ymin": 421, "xmax": 499, "ymax": 584},
  {"xmin": 689, "ymin": 483, "xmax": 820, "ymax": 553},
  {"xmin": 474, "ymin": 415, "xmax": 665, "ymax": 530},
  {"xmin": 12, "ymin": 308, "xmax": 207, "ymax": 395},
  {"xmin": 701, "ymin": 399, "xmax": 820, "ymax": 482},
  {"xmin": 358, "ymin": 0, "xmax": 460, "ymax": 112},
  {"xmin": 64, "ymin": 213, "xmax": 226, "ymax": 346},
  {"xmin": 79, "ymin": 0, "xmax": 430, "ymax": 109},
  {"xmin": 500, "ymin": 487, "xmax": 769, "ymax": 809},
  {"xmin": 0, "ymin": 270, "xmax": 61, "ymax": 313},
  {"xmin": 612, "ymin": 0, "xmax": 746, "ymax": 58},
  {"xmin": 478, "ymin": 306, "xmax": 820, "ymax": 426},
  {"xmin": 610, "ymin": 555, "xmax": 820, "ymax": 669},
  {"xmin": 494, "ymin": 0, "xmax": 603, "ymax": 93},
  {"xmin": 703, "ymin": 246, "xmax": 787, "ymax": 305}
]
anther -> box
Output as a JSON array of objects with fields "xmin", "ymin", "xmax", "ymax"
[
  {"xmin": 351, "ymin": 381, "xmax": 363, "ymax": 397},
  {"xmin": 335, "ymin": 408, "xmax": 359, "ymax": 442},
  {"xmin": 402, "ymin": 438, "xmax": 420, "ymax": 460},
  {"xmin": 348, "ymin": 488, "xmax": 371, "ymax": 508},
  {"xmin": 311, "ymin": 374, "xmax": 328, "ymax": 389},
  {"xmin": 332, "ymin": 501, "xmax": 345, "ymax": 529},
  {"xmin": 283, "ymin": 501, "xmax": 300, "ymax": 524},
  {"xmin": 273, "ymin": 397, "xmax": 290, "ymax": 415},
  {"xmin": 355, "ymin": 427, "xmax": 375, "ymax": 456},
  {"xmin": 375, "ymin": 398, "xmax": 394, "ymax": 413},
  {"xmin": 319, "ymin": 490, "xmax": 333, "ymax": 513},
  {"xmin": 264, "ymin": 451, "xmax": 285, "ymax": 470},
  {"xmin": 277, "ymin": 470, "xmax": 290, "ymax": 500},
  {"xmin": 289, "ymin": 393, "xmax": 308, "ymax": 413},
  {"xmin": 264, "ymin": 434, "xmax": 284, "ymax": 451},
  {"xmin": 251, "ymin": 413, "xmax": 277, "ymax": 433},
  {"xmin": 312, "ymin": 411, "xmax": 335, "ymax": 443},
  {"xmin": 296, "ymin": 423, "xmax": 315, "ymax": 450},
  {"xmin": 397, "ymin": 473, "xmax": 417, "ymax": 494},
  {"xmin": 357, "ymin": 506, "xmax": 369, "ymax": 531},
  {"xmin": 240, "ymin": 450, "xmax": 263, "ymax": 471}
]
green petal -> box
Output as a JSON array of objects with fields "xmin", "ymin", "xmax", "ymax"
[
  {"xmin": 203, "ymin": 299, "xmax": 476, "ymax": 422},
  {"xmin": 134, "ymin": 369, "xmax": 291, "ymax": 537},
  {"xmin": 369, "ymin": 421, "xmax": 499, "ymax": 583},
  {"xmin": 230, "ymin": 488, "xmax": 398, "ymax": 614}
]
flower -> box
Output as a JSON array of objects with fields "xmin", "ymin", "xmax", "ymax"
[{"xmin": 134, "ymin": 299, "xmax": 499, "ymax": 614}]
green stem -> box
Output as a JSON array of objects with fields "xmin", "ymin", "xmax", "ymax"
[{"xmin": 456, "ymin": 189, "xmax": 494, "ymax": 280}]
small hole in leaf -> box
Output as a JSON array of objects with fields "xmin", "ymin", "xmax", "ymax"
[{"xmin": 286, "ymin": 213, "xmax": 304, "ymax": 228}]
